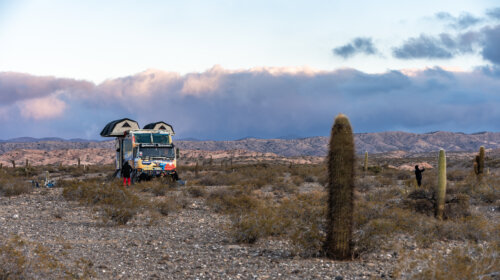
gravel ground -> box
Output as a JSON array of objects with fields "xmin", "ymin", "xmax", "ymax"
[{"xmin": 0, "ymin": 187, "xmax": 399, "ymax": 279}]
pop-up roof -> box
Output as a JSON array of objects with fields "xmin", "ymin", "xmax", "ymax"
[
  {"xmin": 143, "ymin": 122, "xmax": 175, "ymax": 136},
  {"xmin": 100, "ymin": 118, "xmax": 140, "ymax": 137}
]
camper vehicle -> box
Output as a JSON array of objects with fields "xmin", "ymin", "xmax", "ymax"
[{"xmin": 100, "ymin": 118, "xmax": 180, "ymax": 181}]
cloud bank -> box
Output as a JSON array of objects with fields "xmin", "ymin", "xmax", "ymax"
[{"xmin": 1, "ymin": 65, "xmax": 500, "ymax": 140}]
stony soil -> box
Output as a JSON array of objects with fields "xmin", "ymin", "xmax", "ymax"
[{"xmin": 0, "ymin": 187, "xmax": 397, "ymax": 279}]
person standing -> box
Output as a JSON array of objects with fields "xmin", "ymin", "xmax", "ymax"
[
  {"xmin": 414, "ymin": 165, "xmax": 425, "ymax": 187},
  {"xmin": 121, "ymin": 161, "xmax": 133, "ymax": 187}
]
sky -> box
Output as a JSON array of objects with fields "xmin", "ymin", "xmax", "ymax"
[{"xmin": 1, "ymin": 0, "xmax": 500, "ymax": 140}]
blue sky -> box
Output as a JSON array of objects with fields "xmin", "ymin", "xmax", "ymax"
[{"xmin": 1, "ymin": 0, "xmax": 500, "ymax": 139}]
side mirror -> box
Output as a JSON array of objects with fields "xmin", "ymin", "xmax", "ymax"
[{"xmin": 176, "ymin": 148, "xmax": 180, "ymax": 159}]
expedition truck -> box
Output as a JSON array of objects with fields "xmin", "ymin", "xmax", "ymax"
[{"xmin": 100, "ymin": 118, "xmax": 180, "ymax": 182}]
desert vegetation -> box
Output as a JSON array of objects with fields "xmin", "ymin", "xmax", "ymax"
[{"xmin": 0, "ymin": 149, "xmax": 499, "ymax": 278}]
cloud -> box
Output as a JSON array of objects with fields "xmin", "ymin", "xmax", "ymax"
[
  {"xmin": 18, "ymin": 95, "xmax": 67, "ymax": 120},
  {"xmin": 481, "ymin": 25, "xmax": 500, "ymax": 65},
  {"xmin": 392, "ymin": 32, "xmax": 481, "ymax": 60},
  {"xmin": 393, "ymin": 35, "xmax": 454, "ymax": 59},
  {"xmin": 0, "ymin": 72, "xmax": 93, "ymax": 105},
  {"xmin": 1, "ymin": 66, "xmax": 500, "ymax": 140},
  {"xmin": 332, "ymin": 37, "xmax": 378, "ymax": 59},
  {"xmin": 435, "ymin": 12, "xmax": 482, "ymax": 29},
  {"xmin": 486, "ymin": 7, "xmax": 500, "ymax": 20}
]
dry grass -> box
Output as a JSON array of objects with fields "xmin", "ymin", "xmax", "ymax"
[
  {"xmin": 62, "ymin": 179, "xmax": 145, "ymax": 225},
  {"xmin": 0, "ymin": 174, "xmax": 32, "ymax": 197},
  {"xmin": 0, "ymin": 235, "xmax": 95, "ymax": 279},
  {"xmin": 394, "ymin": 243, "xmax": 500, "ymax": 279}
]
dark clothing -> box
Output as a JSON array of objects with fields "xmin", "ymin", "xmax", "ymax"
[
  {"xmin": 415, "ymin": 166, "xmax": 425, "ymax": 187},
  {"xmin": 121, "ymin": 162, "xmax": 133, "ymax": 178}
]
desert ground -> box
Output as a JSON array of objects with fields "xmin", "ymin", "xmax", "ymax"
[{"xmin": 0, "ymin": 150, "xmax": 499, "ymax": 279}]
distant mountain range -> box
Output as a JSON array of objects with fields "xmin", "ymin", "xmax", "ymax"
[
  {"xmin": 0, "ymin": 137, "xmax": 98, "ymax": 143},
  {"xmin": 1, "ymin": 131, "xmax": 499, "ymax": 156}
]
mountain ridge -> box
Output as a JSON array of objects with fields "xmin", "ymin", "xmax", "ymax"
[{"xmin": 1, "ymin": 131, "xmax": 499, "ymax": 157}]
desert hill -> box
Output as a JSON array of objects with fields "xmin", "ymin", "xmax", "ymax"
[
  {"xmin": 1, "ymin": 131, "xmax": 499, "ymax": 157},
  {"xmin": 176, "ymin": 131, "xmax": 500, "ymax": 156}
]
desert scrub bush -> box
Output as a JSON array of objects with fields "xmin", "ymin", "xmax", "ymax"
[
  {"xmin": 184, "ymin": 186, "xmax": 207, "ymax": 197},
  {"xmin": 355, "ymin": 190, "xmax": 497, "ymax": 254},
  {"xmin": 229, "ymin": 191, "xmax": 327, "ymax": 256},
  {"xmin": 0, "ymin": 175, "xmax": 32, "ymax": 197},
  {"xmin": 62, "ymin": 179, "xmax": 143, "ymax": 225},
  {"xmin": 155, "ymin": 194, "xmax": 186, "ymax": 216},
  {"xmin": 230, "ymin": 201, "xmax": 280, "ymax": 243},
  {"xmin": 367, "ymin": 165, "xmax": 382, "ymax": 174},
  {"xmin": 449, "ymin": 174, "xmax": 500, "ymax": 204},
  {"xmin": 395, "ymin": 170, "xmax": 412, "ymax": 180},
  {"xmin": 355, "ymin": 176, "xmax": 382, "ymax": 192},
  {"xmin": 206, "ymin": 186, "xmax": 262, "ymax": 214},
  {"xmin": 271, "ymin": 181, "xmax": 298, "ymax": 194},
  {"xmin": 281, "ymin": 192, "xmax": 327, "ymax": 257},
  {"xmin": 375, "ymin": 175, "xmax": 394, "ymax": 187},
  {"xmin": 394, "ymin": 243, "xmax": 499, "ymax": 280},
  {"xmin": 447, "ymin": 169, "xmax": 469, "ymax": 181},
  {"xmin": 0, "ymin": 235, "xmax": 94, "ymax": 279}
]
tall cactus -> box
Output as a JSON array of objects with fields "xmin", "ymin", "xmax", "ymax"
[
  {"xmin": 473, "ymin": 146, "xmax": 485, "ymax": 186},
  {"xmin": 474, "ymin": 146, "xmax": 485, "ymax": 177},
  {"xmin": 325, "ymin": 114, "xmax": 355, "ymax": 260},
  {"xmin": 363, "ymin": 151, "xmax": 368, "ymax": 172},
  {"xmin": 436, "ymin": 149, "xmax": 447, "ymax": 220}
]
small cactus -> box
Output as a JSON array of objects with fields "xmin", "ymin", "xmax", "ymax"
[
  {"xmin": 325, "ymin": 114, "xmax": 355, "ymax": 260},
  {"xmin": 436, "ymin": 149, "xmax": 447, "ymax": 220}
]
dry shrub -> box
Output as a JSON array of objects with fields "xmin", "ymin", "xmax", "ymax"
[
  {"xmin": 0, "ymin": 235, "xmax": 95, "ymax": 279},
  {"xmin": 193, "ymin": 164, "xmax": 289, "ymax": 188},
  {"xmin": 226, "ymin": 190, "xmax": 326, "ymax": 256},
  {"xmin": 230, "ymin": 203, "xmax": 279, "ymax": 243},
  {"xmin": 271, "ymin": 181, "xmax": 298, "ymax": 194},
  {"xmin": 281, "ymin": 192, "xmax": 326, "ymax": 256},
  {"xmin": 394, "ymin": 243, "xmax": 500, "ymax": 280},
  {"xmin": 355, "ymin": 192, "xmax": 496, "ymax": 255},
  {"xmin": 375, "ymin": 175, "xmax": 394, "ymax": 187},
  {"xmin": 356, "ymin": 177, "xmax": 381, "ymax": 192},
  {"xmin": 0, "ymin": 176, "xmax": 32, "ymax": 197},
  {"xmin": 447, "ymin": 169, "xmax": 469, "ymax": 181},
  {"xmin": 62, "ymin": 179, "xmax": 143, "ymax": 225},
  {"xmin": 290, "ymin": 175, "xmax": 304, "ymax": 187},
  {"xmin": 155, "ymin": 195, "xmax": 185, "ymax": 216},
  {"xmin": 133, "ymin": 180, "xmax": 173, "ymax": 196},
  {"xmin": 185, "ymin": 186, "xmax": 206, "ymax": 198},
  {"xmin": 367, "ymin": 165, "xmax": 382, "ymax": 174},
  {"xmin": 396, "ymin": 170, "xmax": 412, "ymax": 180},
  {"xmin": 206, "ymin": 186, "xmax": 261, "ymax": 214}
]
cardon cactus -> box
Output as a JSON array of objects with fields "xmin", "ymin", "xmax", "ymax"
[
  {"xmin": 436, "ymin": 149, "xmax": 447, "ymax": 220},
  {"xmin": 364, "ymin": 151, "xmax": 368, "ymax": 172},
  {"xmin": 474, "ymin": 146, "xmax": 485, "ymax": 175},
  {"xmin": 325, "ymin": 114, "xmax": 355, "ymax": 260}
]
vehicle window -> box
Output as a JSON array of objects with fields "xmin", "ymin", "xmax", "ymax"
[
  {"xmin": 152, "ymin": 134, "xmax": 170, "ymax": 144},
  {"xmin": 135, "ymin": 133, "xmax": 152, "ymax": 143},
  {"xmin": 140, "ymin": 147, "xmax": 174, "ymax": 158}
]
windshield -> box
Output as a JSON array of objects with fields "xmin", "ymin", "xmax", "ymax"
[
  {"xmin": 135, "ymin": 133, "xmax": 152, "ymax": 144},
  {"xmin": 152, "ymin": 134, "xmax": 170, "ymax": 144},
  {"xmin": 139, "ymin": 147, "xmax": 174, "ymax": 159}
]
